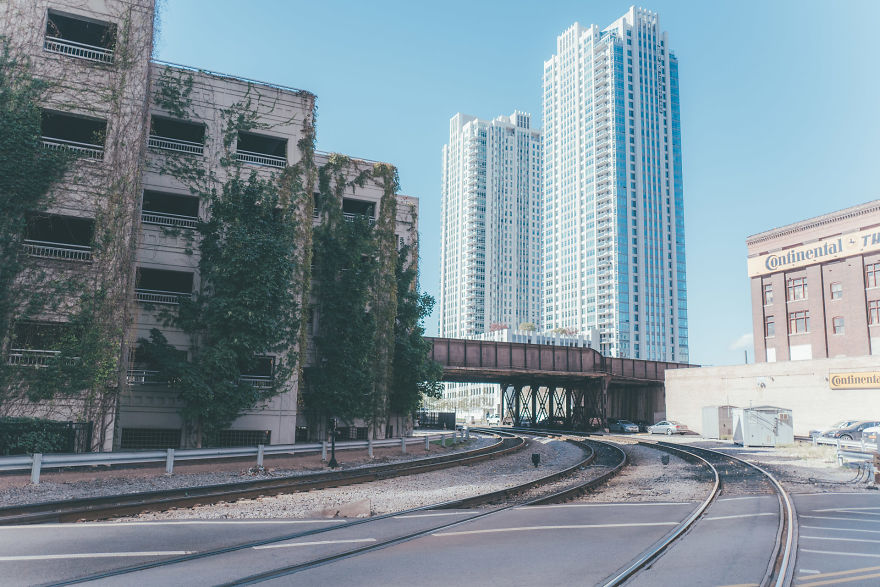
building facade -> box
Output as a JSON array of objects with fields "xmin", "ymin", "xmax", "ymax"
[
  {"xmin": 747, "ymin": 200, "xmax": 880, "ymax": 362},
  {"xmin": 439, "ymin": 112, "xmax": 543, "ymax": 339},
  {"xmin": 1, "ymin": 0, "xmax": 418, "ymax": 449},
  {"xmin": 542, "ymin": 7, "xmax": 688, "ymax": 362}
]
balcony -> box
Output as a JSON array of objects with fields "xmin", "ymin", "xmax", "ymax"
[
  {"xmin": 240, "ymin": 357, "xmax": 274, "ymax": 389},
  {"xmin": 239, "ymin": 375, "xmax": 273, "ymax": 389},
  {"xmin": 135, "ymin": 289, "xmax": 189, "ymax": 305},
  {"xmin": 6, "ymin": 349, "xmax": 62, "ymax": 367},
  {"xmin": 135, "ymin": 267, "xmax": 194, "ymax": 305},
  {"xmin": 22, "ymin": 240, "xmax": 91, "ymax": 261},
  {"xmin": 235, "ymin": 131, "xmax": 287, "ymax": 168},
  {"xmin": 41, "ymin": 110, "xmax": 106, "ymax": 160},
  {"xmin": 149, "ymin": 117, "xmax": 205, "ymax": 156},
  {"xmin": 141, "ymin": 190, "xmax": 199, "ymax": 229},
  {"xmin": 44, "ymin": 11, "xmax": 115, "ymax": 64},
  {"xmin": 24, "ymin": 214, "xmax": 93, "ymax": 262}
]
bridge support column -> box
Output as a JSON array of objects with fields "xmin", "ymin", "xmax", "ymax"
[{"xmin": 530, "ymin": 385, "xmax": 537, "ymax": 427}]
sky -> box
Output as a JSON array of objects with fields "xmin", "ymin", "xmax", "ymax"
[{"xmin": 154, "ymin": 0, "xmax": 880, "ymax": 367}]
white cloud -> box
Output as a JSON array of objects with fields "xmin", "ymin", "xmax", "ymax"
[{"xmin": 728, "ymin": 332, "xmax": 754, "ymax": 351}]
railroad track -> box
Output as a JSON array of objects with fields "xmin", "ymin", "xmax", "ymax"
[
  {"xmin": 0, "ymin": 431, "xmax": 523, "ymax": 525},
  {"xmin": 47, "ymin": 430, "xmax": 629, "ymax": 586},
  {"xmin": 597, "ymin": 437, "xmax": 797, "ymax": 587}
]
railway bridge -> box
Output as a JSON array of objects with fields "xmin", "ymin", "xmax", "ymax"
[{"xmin": 425, "ymin": 337, "xmax": 694, "ymax": 429}]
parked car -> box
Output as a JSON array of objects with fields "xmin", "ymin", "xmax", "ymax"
[
  {"xmin": 820, "ymin": 420, "xmax": 880, "ymax": 442},
  {"xmin": 486, "ymin": 414, "xmax": 500, "ymax": 426},
  {"xmin": 863, "ymin": 425, "xmax": 880, "ymax": 445},
  {"xmin": 648, "ymin": 420, "xmax": 689, "ymax": 435},
  {"xmin": 608, "ymin": 418, "xmax": 639, "ymax": 433},
  {"xmin": 809, "ymin": 419, "xmax": 859, "ymax": 439}
]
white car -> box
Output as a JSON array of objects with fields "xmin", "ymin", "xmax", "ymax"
[
  {"xmin": 648, "ymin": 420, "xmax": 689, "ymax": 435},
  {"xmin": 863, "ymin": 425, "xmax": 880, "ymax": 445},
  {"xmin": 485, "ymin": 414, "xmax": 500, "ymax": 425}
]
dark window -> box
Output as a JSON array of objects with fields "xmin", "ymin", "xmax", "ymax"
[
  {"xmin": 11, "ymin": 322, "xmax": 72, "ymax": 350},
  {"xmin": 119, "ymin": 428, "xmax": 181, "ymax": 450},
  {"xmin": 135, "ymin": 268, "xmax": 193, "ymax": 304},
  {"xmin": 41, "ymin": 110, "xmax": 106, "ymax": 157},
  {"xmin": 764, "ymin": 315, "xmax": 775, "ymax": 337},
  {"xmin": 26, "ymin": 213, "xmax": 93, "ymax": 246},
  {"xmin": 762, "ymin": 283, "xmax": 773, "ymax": 305},
  {"xmin": 832, "ymin": 316, "xmax": 844, "ymax": 335},
  {"xmin": 870, "ymin": 300, "xmax": 880, "ymax": 325},
  {"xmin": 829, "ymin": 282, "xmax": 842, "ymax": 300},
  {"xmin": 236, "ymin": 132, "xmax": 287, "ymax": 167},
  {"xmin": 342, "ymin": 198, "xmax": 376, "ymax": 220},
  {"xmin": 142, "ymin": 190, "xmax": 199, "ymax": 228},
  {"xmin": 205, "ymin": 429, "xmax": 271, "ymax": 448},
  {"xmin": 149, "ymin": 116, "xmax": 205, "ymax": 155},
  {"xmin": 45, "ymin": 10, "xmax": 116, "ymax": 63}
]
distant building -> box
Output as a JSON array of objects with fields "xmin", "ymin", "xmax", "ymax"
[
  {"xmin": 747, "ymin": 200, "xmax": 880, "ymax": 362},
  {"xmin": 543, "ymin": 7, "xmax": 688, "ymax": 362},
  {"xmin": 431, "ymin": 327, "xmax": 597, "ymax": 422},
  {"xmin": 439, "ymin": 112, "xmax": 543, "ymax": 339}
]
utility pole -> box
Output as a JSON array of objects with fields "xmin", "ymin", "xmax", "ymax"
[{"xmin": 328, "ymin": 417, "xmax": 338, "ymax": 469}]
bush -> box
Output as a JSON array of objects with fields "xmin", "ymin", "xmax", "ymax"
[{"xmin": 0, "ymin": 417, "xmax": 90, "ymax": 455}]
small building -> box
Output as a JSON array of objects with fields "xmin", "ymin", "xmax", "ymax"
[
  {"xmin": 731, "ymin": 406, "xmax": 794, "ymax": 447},
  {"xmin": 701, "ymin": 405, "xmax": 736, "ymax": 440}
]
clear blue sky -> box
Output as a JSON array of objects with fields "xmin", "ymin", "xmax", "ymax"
[{"xmin": 155, "ymin": 0, "xmax": 880, "ymax": 367}]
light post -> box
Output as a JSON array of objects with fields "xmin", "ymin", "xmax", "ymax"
[{"xmin": 328, "ymin": 417, "xmax": 338, "ymax": 469}]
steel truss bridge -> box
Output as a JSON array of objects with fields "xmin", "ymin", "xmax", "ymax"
[{"xmin": 426, "ymin": 337, "xmax": 694, "ymax": 429}]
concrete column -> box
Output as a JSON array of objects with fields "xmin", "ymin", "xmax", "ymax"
[
  {"xmin": 257, "ymin": 444, "xmax": 265, "ymax": 468},
  {"xmin": 165, "ymin": 449, "xmax": 175, "ymax": 475},
  {"xmin": 401, "ymin": 437, "xmax": 407, "ymax": 454},
  {"xmin": 322, "ymin": 441, "xmax": 327, "ymax": 461},
  {"xmin": 368, "ymin": 436, "xmax": 374, "ymax": 459},
  {"xmin": 425, "ymin": 435, "xmax": 430, "ymax": 451}
]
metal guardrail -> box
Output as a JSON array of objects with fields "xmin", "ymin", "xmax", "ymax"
[
  {"xmin": 235, "ymin": 149, "xmax": 286, "ymax": 168},
  {"xmin": 22, "ymin": 239, "xmax": 92, "ymax": 261},
  {"xmin": 43, "ymin": 36, "xmax": 114, "ymax": 64},
  {"xmin": 135, "ymin": 288, "xmax": 189, "ymax": 305},
  {"xmin": 148, "ymin": 135, "xmax": 204, "ymax": 156},
  {"xmin": 813, "ymin": 435, "xmax": 880, "ymax": 454},
  {"xmin": 6, "ymin": 349, "xmax": 79, "ymax": 367},
  {"xmin": 141, "ymin": 210, "xmax": 199, "ymax": 229},
  {"xmin": 42, "ymin": 136, "xmax": 104, "ymax": 159},
  {"xmin": 1, "ymin": 431, "xmax": 472, "ymax": 484}
]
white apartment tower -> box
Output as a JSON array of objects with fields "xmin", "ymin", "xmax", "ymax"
[
  {"xmin": 439, "ymin": 112, "xmax": 543, "ymax": 338},
  {"xmin": 543, "ymin": 7, "xmax": 688, "ymax": 362}
]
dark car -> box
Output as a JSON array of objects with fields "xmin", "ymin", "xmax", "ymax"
[
  {"xmin": 821, "ymin": 420, "xmax": 880, "ymax": 441},
  {"xmin": 608, "ymin": 418, "xmax": 639, "ymax": 433}
]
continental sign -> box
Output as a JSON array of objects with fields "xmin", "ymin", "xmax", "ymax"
[
  {"xmin": 748, "ymin": 226, "xmax": 880, "ymax": 277},
  {"xmin": 829, "ymin": 372, "xmax": 880, "ymax": 390}
]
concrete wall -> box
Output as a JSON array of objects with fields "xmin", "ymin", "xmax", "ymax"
[{"xmin": 665, "ymin": 355, "xmax": 880, "ymax": 437}]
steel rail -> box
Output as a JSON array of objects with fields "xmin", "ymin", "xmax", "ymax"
[
  {"xmin": 601, "ymin": 438, "xmax": 795, "ymax": 587},
  {"xmin": 0, "ymin": 433, "xmax": 519, "ymax": 526},
  {"xmin": 51, "ymin": 430, "xmax": 626, "ymax": 587}
]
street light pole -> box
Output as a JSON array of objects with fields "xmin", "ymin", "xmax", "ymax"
[{"xmin": 328, "ymin": 417, "xmax": 338, "ymax": 469}]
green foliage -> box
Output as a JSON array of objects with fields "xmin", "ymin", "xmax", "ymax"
[
  {"xmin": 0, "ymin": 42, "xmax": 70, "ymax": 360},
  {"xmin": 0, "ymin": 417, "xmax": 80, "ymax": 455},
  {"xmin": 153, "ymin": 68, "xmax": 193, "ymax": 119},
  {"xmin": 140, "ymin": 171, "xmax": 304, "ymax": 441},
  {"xmin": 518, "ymin": 322, "xmax": 537, "ymax": 332},
  {"xmin": 390, "ymin": 241, "xmax": 442, "ymax": 415}
]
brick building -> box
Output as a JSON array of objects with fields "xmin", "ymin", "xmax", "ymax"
[{"xmin": 747, "ymin": 200, "xmax": 880, "ymax": 362}]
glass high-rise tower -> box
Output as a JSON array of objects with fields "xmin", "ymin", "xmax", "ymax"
[
  {"xmin": 542, "ymin": 7, "xmax": 688, "ymax": 362},
  {"xmin": 439, "ymin": 112, "xmax": 543, "ymax": 339}
]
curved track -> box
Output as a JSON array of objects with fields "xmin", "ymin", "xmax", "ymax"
[
  {"xmin": 0, "ymin": 431, "xmax": 521, "ymax": 525},
  {"xmin": 600, "ymin": 437, "xmax": 797, "ymax": 587},
  {"xmin": 43, "ymin": 430, "xmax": 628, "ymax": 586}
]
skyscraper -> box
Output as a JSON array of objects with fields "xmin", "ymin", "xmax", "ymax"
[
  {"xmin": 542, "ymin": 7, "xmax": 688, "ymax": 362},
  {"xmin": 439, "ymin": 112, "xmax": 543, "ymax": 338}
]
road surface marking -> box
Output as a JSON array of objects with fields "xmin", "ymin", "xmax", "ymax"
[
  {"xmin": 814, "ymin": 507, "xmax": 880, "ymax": 513},
  {"xmin": 794, "ymin": 565, "xmax": 880, "ymax": 580},
  {"xmin": 801, "ymin": 515, "xmax": 880, "ymax": 524},
  {"xmin": 801, "ymin": 549, "xmax": 880, "ymax": 559},
  {"xmin": 717, "ymin": 496, "xmax": 769, "ymax": 502},
  {"xmin": 704, "ymin": 512, "xmax": 776, "ymax": 521},
  {"xmin": 433, "ymin": 522, "xmax": 679, "ymax": 537},
  {"xmin": 802, "ymin": 535, "xmax": 880, "ymax": 544},
  {"xmin": 796, "ymin": 571, "xmax": 880, "ymax": 586},
  {"xmin": 798, "ymin": 569, "xmax": 820, "ymax": 574},
  {"xmin": 802, "ymin": 525, "xmax": 880, "ymax": 535},
  {"xmin": 520, "ymin": 502, "xmax": 691, "ymax": 510},
  {"xmin": 393, "ymin": 512, "xmax": 473, "ymax": 519},
  {"xmin": 0, "ymin": 519, "xmax": 345, "ymax": 530},
  {"xmin": 794, "ymin": 492, "xmax": 880, "ymax": 497},
  {"xmin": 0, "ymin": 551, "xmax": 192, "ymax": 561},
  {"xmin": 254, "ymin": 539, "xmax": 376, "ymax": 550}
]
